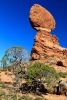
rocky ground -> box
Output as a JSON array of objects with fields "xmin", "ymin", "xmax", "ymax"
[
  {"xmin": 0, "ymin": 87, "xmax": 67, "ymax": 100},
  {"xmin": 0, "ymin": 65, "xmax": 67, "ymax": 100}
]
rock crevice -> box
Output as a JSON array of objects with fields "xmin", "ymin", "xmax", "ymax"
[{"xmin": 34, "ymin": 27, "xmax": 51, "ymax": 32}]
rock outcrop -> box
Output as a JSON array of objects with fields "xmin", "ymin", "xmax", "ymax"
[
  {"xmin": 29, "ymin": 4, "xmax": 67, "ymax": 60},
  {"xmin": 0, "ymin": 71, "xmax": 14, "ymax": 84}
]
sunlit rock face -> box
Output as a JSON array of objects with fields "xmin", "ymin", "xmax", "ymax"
[
  {"xmin": 29, "ymin": 4, "xmax": 55, "ymax": 31},
  {"xmin": 29, "ymin": 4, "xmax": 67, "ymax": 60}
]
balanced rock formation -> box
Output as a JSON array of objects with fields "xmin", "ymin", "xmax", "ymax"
[{"xmin": 29, "ymin": 4, "xmax": 67, "ymax": 60}]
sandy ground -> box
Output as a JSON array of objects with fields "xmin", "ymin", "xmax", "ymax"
[
  {"xmin": 1, "ymin": 88, "xmax": 67, "ymax": 100},
  {"xmin": 17, "ymin": 93, "xmax": 67, "ymax": 100},
  {"xmin": 0, "ymin": 66, "xmax": 67, "ymax": 100},
  {"xmin": 0, "ymin": 71, "xmax": 14, "ymax": 83},
  {"xmin": 42, "ymin": 94, "xmax": 67, "ymax": 100}
]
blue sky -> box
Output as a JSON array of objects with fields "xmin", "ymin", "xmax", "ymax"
[{"xmin": 0, "ymin": 0, "xmax": 67, "ymax": 60}]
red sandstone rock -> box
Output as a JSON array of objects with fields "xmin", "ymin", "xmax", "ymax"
[
  {"xmin": 29, "ymin": 4, "xmax": 55, "ymax": 31},
  {"xmin": 57, "ymin": 60, "xmax": 67, "ymax": 67},
  {"xmin": 63, "ymin": 49, "xmax": 67, "ymax": 56},
  {"xmin": 31, "ymin": 30, "xmax": 64, "ymax": 60},
  {"xmin": 30, "ymin": 4, "xmax": 67, "ymax": 60},
  {"xmin": 0, "ymin": 72, "xmax": 14, "ymax": 83}
]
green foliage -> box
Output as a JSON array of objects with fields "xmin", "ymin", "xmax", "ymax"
[
  {"xmin": 58, "ymin": 72, "xmax": 67, "ymax": 78},
  {"xmin": 44, "ymin": 99, "xmax": 48, "ymax": 100},
  {"xmin": 0, "ymin": 82, "xmax": 6, "ymax": 88},
  {"xmin": 0, "ymin": 90, "xmax": 49, "ymax": 100},
  {"xmin": 49, "ymin": 61, "xmax": 55, "ymax": 65},
  {"xmin": 3, "ymin": 65, "xmax": 11, "ymax": 71},
  {"xmin": 3, "ymin": 94, "xmax": 17, "ymax": 100},
  {"xmin": 0, "ymin": 90, "xmax": 17, "ymax": 100},
  {"xmin": 1, "ymin": 46, "xmax": 29, "ymax": 68},
  {"xmin": 51, "ymin": 54, "xmax": 55, "ymax": 57},
  {"xmin": 0, "ymin": 90, "xmax": 5, "ymax": 96},
  {"xmin": 0, "ymin": 66, "xmax": 3, "ymax": 71},
  {"xmin": 34, "ymin": 97, "xmax": 42, "ymax": 100},
  {"xmin": 18, "ymin": 95, "xmax": 32, "ymax": 100},
  {"xmin": 34, "ymin": 97, "xmax": 43, "ymax": 100},
  {"xmin": 0, "ymin": 57, "xmax": 7, "ymax": 68},
  {"xmin": 18, "ymin": 96, "xmax": 48, "ymax": 100},
  {"xmin": 27, "ymin": 62, "xmax": 59, "ymax": 87},
  {"xmin": 28, "ymin": 62, "xmax": 42, "ymax": 83}
]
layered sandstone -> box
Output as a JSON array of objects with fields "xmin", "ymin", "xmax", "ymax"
[{"xmin": 29, "ymin": 4, "xmax": 67, "ymax": 60}]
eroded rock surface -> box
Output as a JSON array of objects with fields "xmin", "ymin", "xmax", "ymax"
[
  {"xmin": 29, "ymin": 4, "xmax": 67, "ymax": 61},
  {"xmin": 29, "ymin": 4, "xmax": 55, "ymax": 31},
  {"xmin": 56, "ymin": 60, "xmax": 67, "ymax": 67}
]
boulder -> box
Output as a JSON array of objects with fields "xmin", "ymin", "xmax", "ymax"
[
  {"xmin": 0, "ymin": 72, "xmax": 14, "ymax": 84},
  {"xmin": 29, "ymin": 4, "xmax": 55, "ymax": 31}
]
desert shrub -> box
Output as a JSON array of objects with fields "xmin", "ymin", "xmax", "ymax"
[
  {"xmin": 19, "ymin": 96, "xmax": 48, "ymax": 100},
  {"xmin": 0, "ymin": 90, "xmax": 5, "ymax": 100},
  {"xmin": 0, "ymin": 66, "xmax": 3, "ymax": 71},
  {"xmin": 3, "ymin": 65, "xmax": 11, "ymax": 71},
  {"xmin": 34, "ymin": 97, "xmax": 42, "ymax": 100},
  {"xmin": 4, "ymin": 93, "xmax": 17, "ymax": 100},
  {"xmin": 51, "ymin": 54, "xmax": 55, "ymax": 57},
  {"xmin": 18, "ymin": 95, "xmax": 32, "ymax": 100},
  {"xmin": 0, "ymin": 82, "xmax": 6, "ymax": 88},
  {"xmin": 58, "ymin": 72, "xmax": 67, "ymax": 78},
  {"xmin": 0, "ymin": 90, "xmax": 5, "ymax": 97},
  {"xmin": 49, "ymin": 62, "xmax": 55, "ymax": 65},
  {"xmin": 27, "ymin": 62, "xmax": 59, "ymax": 93}
]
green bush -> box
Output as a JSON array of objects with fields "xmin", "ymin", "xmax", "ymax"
[
  {"xmin": 4, "ymin": 94, "xmax": 17, "ymax": 100},
  {"xmin": 51, "ymin": 54, "xmax": 55, "ymax": 57},
  {"xmin": 0, "ymin": 82, "xmax": 6, "ymax": 88},
  {"xmin": 58, "ymin": 72, "xmax": 67, "ymax": 78},
  {"xmin": 0, "ymin": 90, "xmax": 5, "ymax": 97},
  {"xmin": 18, "ymin": 95, "xmax": 32, "ymax": 100},
  {"xmin": 0, "ymin": 66, "xmax": 3, "ymax": 71},
  {"xmin": 19, "ymin": 96, "xmax": 48, "ymax": 100},
  {"xmin": 49, "ymin": 62, "xmax": 55, "ymax": 65},
  {"xmin": 27, "ymin": 62, "xmax": 59, "ymax": 92},
  {"xmin": 34, "ymin": 97, "xmax": 42, "ymax": 100}
]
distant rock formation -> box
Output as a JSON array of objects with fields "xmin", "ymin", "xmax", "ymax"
[{"xmin": 29, "ymin": 4, "xmax": 67, "ymax": 60}]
